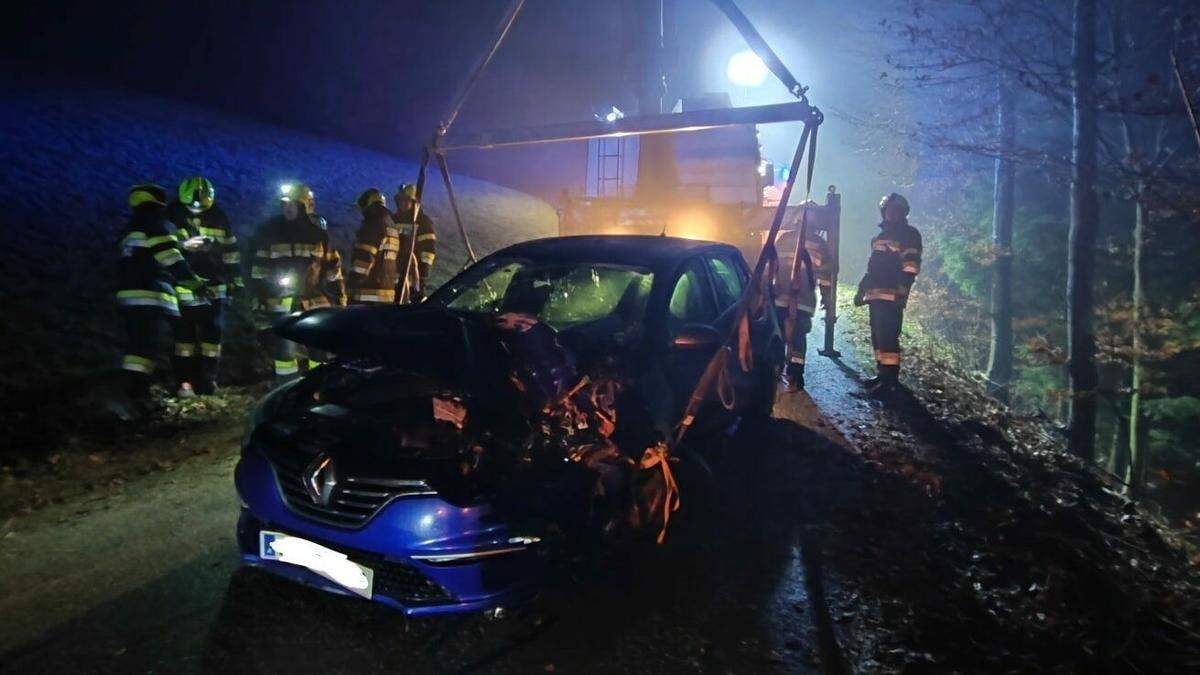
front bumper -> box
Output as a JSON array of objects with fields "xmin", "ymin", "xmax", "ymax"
[{"xmin": 234, "ymin": 447, "xmax": 540, "ymax": 617}]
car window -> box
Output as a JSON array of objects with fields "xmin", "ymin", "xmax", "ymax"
[
  {"xmin": 668, "ymin": 259, "xmax": 717, "ymax": 328},
  {"xmin": 707, "ymin": 253, "xmax": 745, "ymax": 311},
  {"xmin": 445, "ymin": 261, "xmax": 523, "ymax": 314},
  {"xmin": 532, "ymin": 265, "xmax": 654, "ymax": 329},
  {"xmin": 443, "ymin": 259, "xmax": 654, "ymax": 331}
]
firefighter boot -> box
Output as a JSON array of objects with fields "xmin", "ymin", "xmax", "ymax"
[
  {"xmin": 860, "ymin": 374, "xmax": 884, "ymax": 389},
  {"xmin": 853, "ymin": 368, "xmax": 896, "ymax": 399},
  {"xmin": 106, "ymin": 368, "xmax": 157, "ymax": 421},
  {"xmin": 786, "ymin": 362, "xmax": 805, "ymax": 391},
  {"xmin": 123, "ymin": 368, "xmax": 153, "ymax": 401},
  {"xmin": 196, "ymin": 352, "xmax": 219, "ymax": 395},
  {"xmin": 865, "ymin": 366, "xmax": 901, "ymax": 399},
  {"xmin": 172, "ymin": 345, "xmax": 198, "ymax": 397}
]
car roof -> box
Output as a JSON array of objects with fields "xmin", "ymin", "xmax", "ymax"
[{"xmin": 490, "ymin": 235, "xmax": 737, "ymax": 273}]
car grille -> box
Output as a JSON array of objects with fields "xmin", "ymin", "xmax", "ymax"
[
  {"xmin": 352, "ymin": 551, "xmax": 453, "ymax": 604},
  {"xmin": 264, "ymin": 446, "xmax": 436, "ymax": 528}
]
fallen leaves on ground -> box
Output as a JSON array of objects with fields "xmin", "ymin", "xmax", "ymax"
[
  {"xmin": 0, "ymin": 386, "xmax": 261, "ymax": 521},
  {"xmin": 811, "ymin": 333, "xmax": 1200, "ymax": 674}
]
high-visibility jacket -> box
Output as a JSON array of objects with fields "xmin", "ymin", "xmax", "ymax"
[
  {"xmin": 249, "ymin": 212, "xmax": 346, "ymax": 314},
  {"xmin": 116, "ymin": 205, "xmax": 201, "ymax": 316},
  {"xmin": 347, "ymin": 203, "xmax": 402, "ymax": 304},
  {"xmin": 393, "ymin": 208, "xmax": 437, "ymax": 297},
  {"xmin": 164, "ymin": 201, "xmax": 242, "ymax": 305},
  {"xmin": 772, "ymin": 228, "xmax": 830, "ymax": 315},
  {"xmin": 859, "ymin": 220, "xmax": 922, "ymax": 303}
]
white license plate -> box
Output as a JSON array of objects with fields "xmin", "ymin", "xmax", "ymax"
[{"xmin": 260, "ymin": 530, "xmax": 374, "ymax": 599}]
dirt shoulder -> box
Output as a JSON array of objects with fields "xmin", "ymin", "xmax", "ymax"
[
  {"xmin": 0, "ymin": 387, "xmax": 258, "ymax": 526},
  {"xmin": 801, "ymin": 303, "xmax": 1200, "ymax": 673}
]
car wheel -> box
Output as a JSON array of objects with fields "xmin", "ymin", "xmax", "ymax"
[{"xmin": 743, "ymin": 345, "xmax": 782, "ymax": 424}]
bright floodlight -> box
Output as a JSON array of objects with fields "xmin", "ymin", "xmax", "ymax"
[{"xmin": 727, "ymin": 50, "xmax": 768, "ymax": 87}]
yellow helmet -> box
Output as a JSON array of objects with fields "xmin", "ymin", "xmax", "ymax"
[
  {"xmin": 279, "ymin": 182, "xmax": 315, "ymax": 213},
  {"xmin": 179, "ymin": 176, "xmax": 215, "ymax": 212},
  {"xmin": 356, "ymin": 188, "xmax": 386, "ymax": 212},
  {"xmin": 395, "ymin": 183, "xmax": 418, "ymax": 204},
  {"xmin": 129, "ymin": 183, "xmax": 167, "ymax": 208}
]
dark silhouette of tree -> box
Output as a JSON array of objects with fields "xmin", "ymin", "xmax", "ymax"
[
  {"xmin": 987, "ymin": 68, "xmax": 1016, "ymax": 402},
  {"xmin": 877, "ymin": 0, "xmax": 1200, "ymax": 478},
  {"xmin": 1067, "ymin": 0, "xmax": 1099, "ymax": 461}
]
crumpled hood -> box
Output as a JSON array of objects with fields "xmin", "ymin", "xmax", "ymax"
[{"xmin": 275, "ymin": 305, "xmax": 479, "ymax": 384}]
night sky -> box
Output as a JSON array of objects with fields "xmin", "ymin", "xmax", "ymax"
[{"xmin": 2, "ymin": 0, "xmax": 903, "ymax": 235}]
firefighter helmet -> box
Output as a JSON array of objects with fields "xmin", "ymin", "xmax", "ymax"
[
  {"xmin": 129, "ymin": 183, "xmax": 168, "ymax": 208},
  {"xmin": 395, "ymin": 183, "xmax": 419, "ymax": 204},
  {"xmin": 879, "ymin": 193, "xmax": 910, "ymax": 219},
  {"xmin": 356, "ymin": 188, "xmax": 386, "ymax": 212},
  {"xmin": 179, "ymin": 176, "xmax": 215, "ymax": 212},
  {"xmin": 280, "ymin": 182, "xmax": 316, "ymax": 213}
]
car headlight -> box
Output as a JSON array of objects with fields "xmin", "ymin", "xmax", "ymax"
[{"xmin": 242, "ymin": 378, "xmax": 302, "ymax": 451}]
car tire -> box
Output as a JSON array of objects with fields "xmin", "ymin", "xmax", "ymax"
[{"xmin": 743, "ymin": 344, "xmax": 782, "ymax": 424}]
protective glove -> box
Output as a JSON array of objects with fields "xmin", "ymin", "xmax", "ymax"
[
  {"xmin": 179, "ymin": 275, "xmax": 208, "ymax": 291},
  {"xmin": 853, "ymin": 285, "xmax": 866, "ymax": 307}
]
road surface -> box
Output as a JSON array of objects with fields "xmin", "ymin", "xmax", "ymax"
[{"xmin": 1, "ymin": 320, "xmax": 882, "ymax": 674}]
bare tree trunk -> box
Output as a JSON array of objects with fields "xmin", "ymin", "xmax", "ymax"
[
  {"xmin": 1067, "ymin": 0, "xmax": 1099, "ymax": 461},
  {"xmin": 986, "ymin": 74, "xmax": 1016, "ymax": 403},
  {"xmin": 1128, "ymin": 192, "xmax": 1150, "ymax": 494},
  {"xmin": 1108, "ymin": 396, "xmax": 1131, "ymax": 481}
]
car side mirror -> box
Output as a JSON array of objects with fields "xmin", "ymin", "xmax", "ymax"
[{"xmin": 672, "ymin": 323, "xmax": 722, "ymax": 350}]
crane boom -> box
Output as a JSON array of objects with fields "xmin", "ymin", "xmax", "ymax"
[{"xmin": 440, "ymin": 100, "xmax": 813, "ymax": 151}]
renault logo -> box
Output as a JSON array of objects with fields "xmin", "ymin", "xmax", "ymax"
[{"xmin": 303, "ymin": 454, "xmax": 338, "ymax": 506}]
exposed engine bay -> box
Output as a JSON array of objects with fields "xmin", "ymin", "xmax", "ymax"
[{"xmin": 260, "ymin": 309, "xmax": 676, "ymax": 546}]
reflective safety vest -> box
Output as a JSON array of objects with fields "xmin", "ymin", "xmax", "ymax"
[
  {"xmin": 249, "ymin": 213, "xmax": 346, "ymax": 314},
  {"xmin": 116, "ymin": 206, "xmax": 200, "ymax": 316},
  {"xmin": 859, "ymin": 221, "xmax": 922, "ymax": 303}
]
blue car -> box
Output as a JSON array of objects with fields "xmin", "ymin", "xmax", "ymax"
[{"xmin": 235, "ymin": 235, "xmax": 783, "ymax": 616}]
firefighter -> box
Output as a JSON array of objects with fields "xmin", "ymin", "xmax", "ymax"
[
  {"xmin": 854, "ymin": 192, "xmax": 922, "ymax": 396},
  {"xmin": 249, "ymin": 183, "xmax": 346, "ymax": 382},
  {"xmin": 393, "ymin": 183, "xmax": 437, "ymax": 302},
  {"xmin": 347, "ymin": 188, "xmax": 401, "ymax": 304},
  {"xmin": 116, "ymin": 183, "xmax": 206, "ymax": 404},
  {"xmin": 772, "ymin": 207, "xmax": 830, "ymax": 390},
  {"xmin": 164, "ymin": 176, "xmax": 241, "ymax": 395}
]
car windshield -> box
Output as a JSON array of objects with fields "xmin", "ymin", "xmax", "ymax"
[{"xmin": 436, "ymin": 258, "xmax": 654, "ymax": 331}]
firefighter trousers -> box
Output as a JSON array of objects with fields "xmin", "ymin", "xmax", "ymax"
[
  {"xmin": 868, "ymin": 300, "xmax": 904, "ymax": 380},
  {"xmin": 775, "ymin": 305, "xmax": 813, "ymax": 375},
  {"xmin": 119, "ymin": 306, "xmax": 175, "ymax": 397},
  {"xmin": 173, "ymin": 301, "xmax": 223, "ymax": 392},
  {"xmin": 267, "ymin": 310, "xmax": 328, "ymax": 383}
]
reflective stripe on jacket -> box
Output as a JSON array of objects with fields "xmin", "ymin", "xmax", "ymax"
[
  {"xmin": 859, "ymin": 220, "xmax": 922, "ymax": 303},
  {"xmin": 249, "ymin": 212, "xmax": 346, "ymax": 313},
  {"xmin": 116, "ymin": 206, "xmax": 197, "ymax": 316},
  {"xmin": 391, "ymin": 209, "xmax": 437, "ymax": 297},
  {"xmin": 348, "ymin": 203, "xmax": 403, "ymax": 303},
  {"xmin": 165, "ymin": 201, "xmax": 242, "ymax": 296},
  {"xmin": 772, "ymin": 229, "xmax": 829, "ymax": 315}
]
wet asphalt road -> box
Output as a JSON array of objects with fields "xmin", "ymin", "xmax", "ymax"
[{"xmin": 1, "ymin": 322, "xmax": 873, "ymax": 674}]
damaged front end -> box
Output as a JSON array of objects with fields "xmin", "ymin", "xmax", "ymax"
[{"xmin": 235, "ymin": 305, "xmax": 680, "ymax": 614}]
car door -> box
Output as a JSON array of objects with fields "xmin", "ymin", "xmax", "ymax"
[
  {"xmin": 705, "ymin": 250, "xmax": 782, "ymax": 407},
  {"xmin": 663, "ymin": 255, "xmax": 722, "ymax": 419}
]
